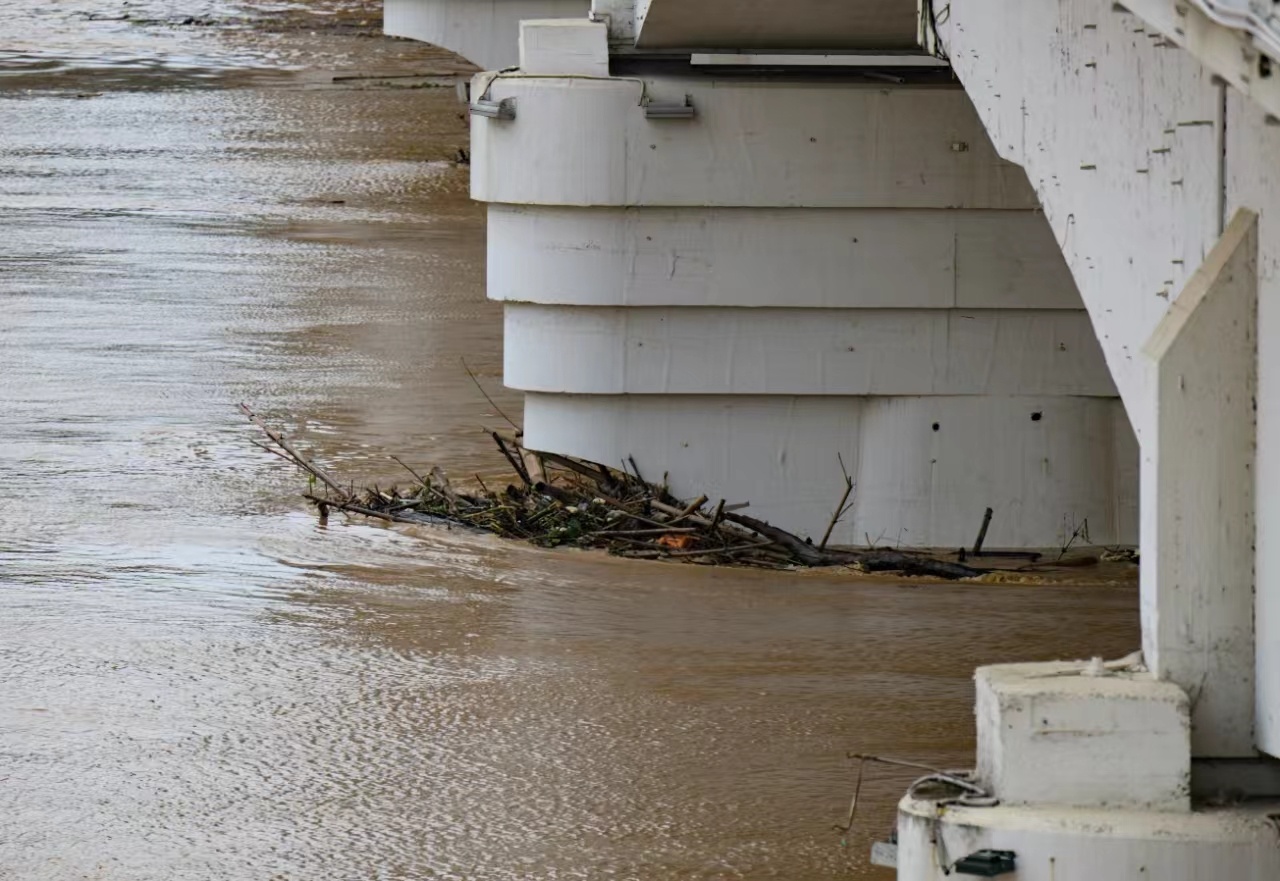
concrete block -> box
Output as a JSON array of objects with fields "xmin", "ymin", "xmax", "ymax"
[
  {"xmin": 1143, "ymin": 209, "xmax": 1258, "ymax": 756},
  {"xmin": 976, "ymin": 662, "xmax": 1190, "ymax": 811},
  {"xmin": 519, "ymin": 19, "xmax": 608, "ymax": 76}
]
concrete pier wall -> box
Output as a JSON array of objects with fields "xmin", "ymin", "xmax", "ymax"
[
  {"xmin": 472, "ymin": 37, "xmax": 1138, "ymax": 548},
  {"xmin": 1225, "ymin": 96, "xmax": 1280, "ymax": 757},
  {"xmin": 931, "ymin": 0, "xmax": 1274, "ymax": 757}
]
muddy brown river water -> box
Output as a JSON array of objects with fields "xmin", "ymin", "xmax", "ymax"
[{"xmin": 0, "ymin": 4, "xmax": 1141, "ymax": 879}]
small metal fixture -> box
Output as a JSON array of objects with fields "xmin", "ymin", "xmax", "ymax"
[
  {"xmin": 643, "ymin": 97, "xmax": 695, "ymax": 119},
  {"xmin": 954, "ymin": 849, "xmax": 1017, "ymax": 877},
  {"xmin": 470, "ymin": 97, "xmax": 516, "ymax": 120}
]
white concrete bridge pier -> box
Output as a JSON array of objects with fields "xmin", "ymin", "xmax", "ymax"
[
  {"xmin": 467, "ymin": 13, "xmax": 1137, "ymax": 550},
  {"xmin": 384, "ymin": 0, "xmax": 587, "ymax": 69},
  {"xmin": 891, "ymin": 2, "xmax": 1280, "ymax": 879}
]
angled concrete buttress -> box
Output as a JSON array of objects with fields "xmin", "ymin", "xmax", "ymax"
[{"xmin": 891, "ymin": 0, "xmax": 1280, "ymax": 876}]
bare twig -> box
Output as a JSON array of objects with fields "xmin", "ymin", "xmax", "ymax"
[
  {"xmin": 303, "ymin": 493, "xmax": 429, "ymax": 525},
  {"xmin": 670, "ymin": 494, "xmax": 709, "ymax": 524},
  {"xmin": 723, "ymin": 510, "xmax": 833, "ymax": 565},
  {"xmin": 1057, "ymin": 515, "xmax": 1091, "ymax": 561},
  {"xmin": 240, "ymin": 403, "xmax": 348, "ymax": 499},
  {"xmin": 819, "ymin": 453, "xmax": 856, "ymax": 551},
  {"xmin": 461, "ymin": 357, "xmax": 520, "ymax": 431},
  {"xmin": 492, "ymin": 431, "xmax": 531, "ymax": 487},
  {"xmin": 972, "ymin": 507, "xmax": 994, "ymax": 555},
  {"xmin": 390, "ymin": 455, "xmax": 428, "ymax": 484},
  {"xmin": 709, "ymin": 499, "xmax": 726, "ymax": 532},
  {"xmin": 833, "ymin": 756, "xmax": 867, "ymax": 834},
  {"xmin": 846, "ymin": 753, "xmax": 953, "ymax": 775}
]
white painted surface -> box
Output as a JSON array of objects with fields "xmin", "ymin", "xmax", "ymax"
[
  {"xmin": 975, "ymin": 662, "xmax": 1190, "ymax": 811},
  {"xmin": 471, "ymin": 79, "xmax": 1039, "ymax": 208},
  {"xmin": 932, "ymin": 0, "xmax": 1222, "ymax": 419},
  {"xmin": 1125, "ymin": 0, "xmax": 1280, "ymax": 120},
  {"xmin": 852, "ymin": 395, "xmax": 1137, "ymax": 549},
  {"xmin": 932, "ymin": 0, "xmax": 1267, "ymax": 755},
  {"xmin": 1226, "ymin": 94, "xmax": 1280, "ymax": 759},
  {"xmin": 1143, "ymin": 210, "xmax": 1257, "ymax": 757},
  {"xmin": 487, "ymin": 206, "xmax": 1081, "ymax": 309},
  {"xmin": 897, "ymin": 796, "xmax": 1280, "ymax": 880},
  {"xmin": 384, "ymin": 0, "xmax": 588, "ymax": 69},
  {"xmin": 518, "ymin": 19, "xmax": 608, "ymax": 76},
  {"xmin": 504, "ymin": 305, "xmax": 1116, "ymax": 396},
  {"xmin": 474, "ymin": 67, "xmax": 1135, "ymax": 549},
  {"xmin": 523, "ymin": 393, "xmax": 1138, "ymax": 548}
]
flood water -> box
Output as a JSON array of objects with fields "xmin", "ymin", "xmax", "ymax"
[{"xmin": 0, "ymin": 4, "xmax": 1141, "ymax": 879}]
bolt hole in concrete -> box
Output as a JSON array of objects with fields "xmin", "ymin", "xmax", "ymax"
[
  {"xmin": 0, "ymin": 2, "xmax": 1141, "ymax": 879},
  {"xmin": 1032, "ymin": 411, "xmax": 1044, "ymax": 421},
  {"xmin": 933, "ymin": 422, "xmax": 941, "ymax": 431}
]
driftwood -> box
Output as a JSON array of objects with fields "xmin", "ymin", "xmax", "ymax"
[
  {"xmin": 818, "ymin": 452, "xmax": 856, "ymax": 551},
  {"xmin": 972, "ymin": 506, "xmax": 994, "ymax": 555},
  {"xmin": 242, "ymin": 404, "xmax": 984, "ymax": 579}
]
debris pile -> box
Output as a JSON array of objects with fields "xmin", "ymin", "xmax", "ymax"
[{"xmin": 241, "ymin": 404, "xmax": 982, "ymax": 579}]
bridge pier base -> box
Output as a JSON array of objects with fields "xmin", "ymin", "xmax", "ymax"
[{"xmin": 471, "ymin": 19, "xmax": 1138, "ymax": 549}]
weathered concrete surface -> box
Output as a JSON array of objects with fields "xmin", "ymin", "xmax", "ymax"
[
  {"xmin": 1225, "ymin": 91, "xmax": 1280, "ymax": 760},
  {"xmin": 524, "ymin": 393, "xmax": 1137, "ymax": 549},
  {"xmin": 898, "ymin": 795, "xmax": 1280, "ymax": 880},
  {"xmin": 1142, "ymin": 209, "xmax": 1257, "ymax": 757},
  {"xmin": 932, "ymin": 0, "xmax": 1266, "ymax": 757},
  {"xmin": 975, "ymin": 661, "xmax": 1190, "ymax": 811},
  {"xmin": 1125, "ymin": 0, "xmax": 1280, "ymax": 120},
  {"xmin": 471, "ymin": 79, "xmax": 1039, "ymax": 209},
  {"xmin": 471, "ymin": 19, "xmax": 1137, "ymax": 547}
]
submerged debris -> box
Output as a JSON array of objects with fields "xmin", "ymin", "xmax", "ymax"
[{"xmin": 240, "ymin": 403, "xmax": 983, "ymax": 579}]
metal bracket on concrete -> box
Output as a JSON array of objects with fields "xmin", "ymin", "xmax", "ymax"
[
  {"xmin": 470, "ymin": 97, "xmax": 517, "ymax": 120},
  {"xmin": 642, "ymin": 96, "xmax": 694, "ymax": 118}
]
